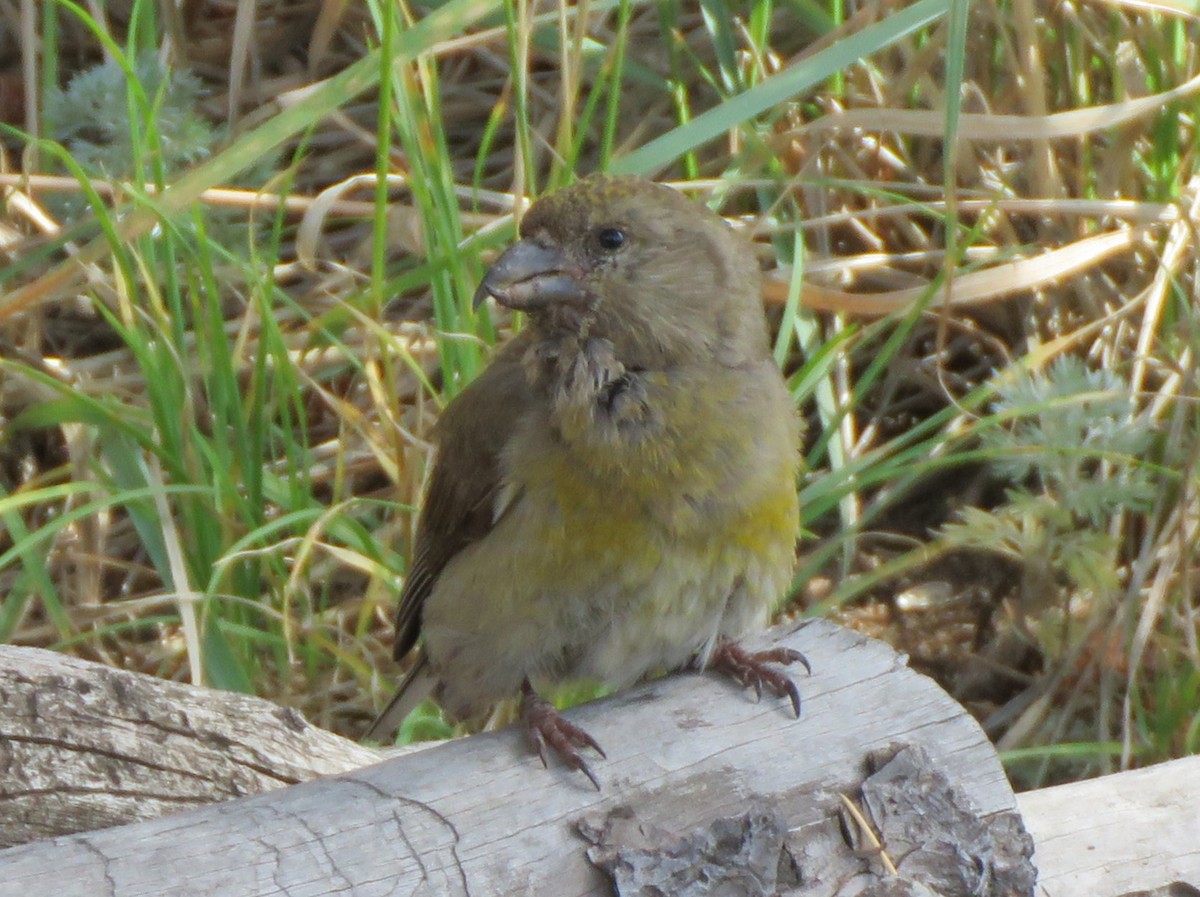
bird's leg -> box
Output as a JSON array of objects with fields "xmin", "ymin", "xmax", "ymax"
[
  {"xmin": 519, "ymin": 679, "xmax": 606, "ymax": 790},
  {"xmin": 710, "ymin": 638, "xmax": 812, "ymax": 718}
]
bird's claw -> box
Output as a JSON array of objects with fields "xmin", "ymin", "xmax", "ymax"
[
  {"xmin": 712, "ymin": 641, "xmax": 811, "ymax": 718},
  {"xmin": 520, "ymin": 681, "xmax": 606, "ymax": 790}
]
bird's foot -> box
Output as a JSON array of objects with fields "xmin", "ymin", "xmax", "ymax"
[
  {"xmin": 711, "ymin": 639, "xmax": 812, "ymax": 718},
  {"xmin": 520, "ymin": 680, "xmax": 606, "ymax": 790}
]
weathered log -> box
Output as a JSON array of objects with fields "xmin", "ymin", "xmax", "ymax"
[
  {"xmin": 0, "ymin": 620, "xmax": 1035, "ymax": 896},
  {"xmin": 0, "ymin": 643, "xmax": 378, "ymax": 847},
  {"xmin": 1018, "ymin": 755, "xmax": 1200, "ymax": 897}
]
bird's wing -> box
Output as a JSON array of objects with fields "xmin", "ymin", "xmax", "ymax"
[{"xmin": 392, "ymin": 336, "xmax": 535, "ymax": 660}]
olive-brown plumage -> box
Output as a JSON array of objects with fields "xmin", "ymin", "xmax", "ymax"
[{"xmin": 366, "ymin": 175, "xmax": 804, "ymax": 786}]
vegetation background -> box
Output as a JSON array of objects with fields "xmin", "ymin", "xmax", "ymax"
[{"xmin": 0, "ymin": 0, "xmax": 1196, "ymax": 791}]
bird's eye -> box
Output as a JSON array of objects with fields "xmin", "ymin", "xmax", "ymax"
[{"xmin": 595, "ymin": 227, "xmax": 627, "ymax": 251}]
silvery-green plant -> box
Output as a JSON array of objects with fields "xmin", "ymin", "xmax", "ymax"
[{"xmin": 941, "ymin": 357, "xmax": 1155, "ymax": 604}]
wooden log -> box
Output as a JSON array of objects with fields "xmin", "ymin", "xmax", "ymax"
[
  {"xmin": 1018, "ymin": 755, "xmax": 1200, "ymax": 897},
  {"xmin": 0, "ymin": 643, "xmax": 379, "ymax": 847},
  {"xmin": 0, "ymin": 620, "xmax": 1033, "ymax": 896}
]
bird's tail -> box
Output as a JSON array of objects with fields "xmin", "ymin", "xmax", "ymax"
[{"xmin": 362, "ymin": 650, "xmax": 436, "ymax": 743}]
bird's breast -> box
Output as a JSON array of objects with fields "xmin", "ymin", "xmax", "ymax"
[{"xmin": 504, "ymin": 362, "xmax": 798, "ymax": 556}]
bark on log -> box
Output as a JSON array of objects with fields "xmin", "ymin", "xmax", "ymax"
[{"xmin": 0, "ymin": 620, "xmax": 1035, "ymax": 896}]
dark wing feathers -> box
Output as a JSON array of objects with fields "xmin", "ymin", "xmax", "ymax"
[{"xmin": 392, "ymin": 337, "xmax": 535, "ymax": 660}]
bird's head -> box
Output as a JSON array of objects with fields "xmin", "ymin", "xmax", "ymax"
[{"xmin": 474, "ymin": 175, "xmax": 769, "ymax": 368}]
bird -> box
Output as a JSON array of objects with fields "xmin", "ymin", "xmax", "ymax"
[{"xmin": 364, "ymin": 174, "xmax": 806, "ymax": 787}]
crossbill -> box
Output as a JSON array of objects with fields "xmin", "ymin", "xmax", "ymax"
[{"xmin": 366, "ymin": 175, "xmax": 805, "ymax": 786}]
